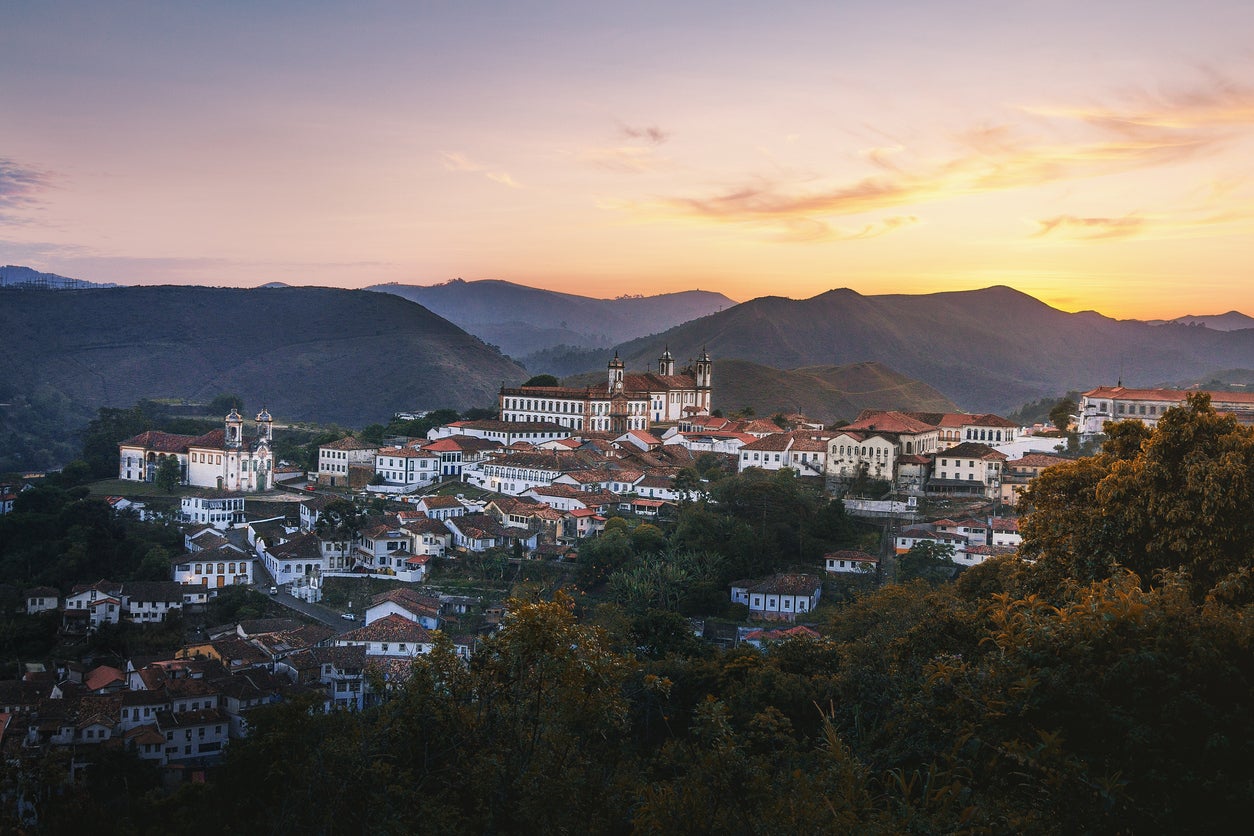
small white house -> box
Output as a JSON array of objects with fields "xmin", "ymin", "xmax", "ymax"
[
  {"xmin": 730, "ymin": 574, "xmax": 823, "ymax": 622},
  {"xmin": 823, "ymin": 550, "xmax": 879, "ymax": 575}
]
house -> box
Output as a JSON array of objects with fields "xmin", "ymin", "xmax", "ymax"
[
  {"xmin": 446, "ymin": 513, "xmax": 538, "ymax": 554},
  {"xmin": 121, "ymin": 581, "xmax": 188, "ymax": 623},
  {"xmin": 335, "ymin": 614, "xmax": 436, "ymax": 657},
  {"xmin": 354, "ymin": 522, "xmax": 421, "ymax": 576},
  {"xmin": 422, "ymin": 435, "xmax": 503, "ymax": 479},
  {"xmin": 413, "ymin": 494, "xmax": 468, "ymax": 521},
  {"xmin": 1000, "ymin": 452, "xmax": 1070, "ymax": 506},
  {"xmin": 894, "ymin": 525, "xmax": 967, "ymax": 555},
  {"xmin": 428, "ymin": 419, "xmax": 572, "ymax": 446},
  {"xmin": 738, "ymin": 431, "xmax": 830, "ymax": 476},
  {"xmin": 738, "ymin": 433, "xmax": 796, "ymax": 473},
  {"xmin": 366, "ymin": 588, "xmax": 442, "ymax": 630},
  {"xmin": 373, "ymin": 445, "xmax": 439, "ymax": 491},
  {"xmin": 25, "ymin": 586, "xmax": 59, "ymax": 615},
  {"xmin": 825, "ymin": 430, "xmax": 899, "ymax": 483},
  {"xmin": 173, "ymin": 542, "xmax": 255, "ymax": 589},
  {"xmin": 741, "ymin": 624, "xmax": 822, "ymax": 649},
  {"xmin": 485, "ymin": 496, "xmax": 564, "ymax": 539},
  {"xmin": 928, "ymin": 442, "xmax": 1007, "ymax": 499},
  {"xmin": 989, "ymin": 517, "xmax": 1022, "ymax": 547},
  {"xmin": 478, "ymin": 450, "xmax": 573, "ymax": 494},
  {"xmin": 401, "ymin": 517, "xmax": 452, "ymax": 560},
  {"xmin": 279, "ymin": 645, "xmax": 367, "ymax": 711},
  {"xmin": 730, "ymin": 574, "xmax": 823, "ymax": 622},
  {"xmin": 934, "ymin": 518, "xmax": 989, "ymax": 543},
  {"xmin": 317, "ymin": 435, "xmax": 380, "ymax": 487},
  {"xmin": 823, "ymin": 550, "xmax": 879, "ymax": 575},
  {"xmin": 180, "ymin": 492, "xmax": 246, "ymax": 529},
  {"xmin": 905, "ymin": 412, "xmax": 1019, "ymax": 449},
  {"xmin": 119, "ymin": 409, "xmax": 275, "ymax": 492},
  {"xmin": 561, "ymin": 508, "xmax": 606, "ymax": 541}
]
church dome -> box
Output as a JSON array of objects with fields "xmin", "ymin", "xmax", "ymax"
[{"xmin": 256, "ymin": 408, "xmax": 273, "ymax": 422}]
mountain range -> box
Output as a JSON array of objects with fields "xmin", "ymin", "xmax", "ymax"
[
  {"xmin": 608, "ymin": 286, "xmax": 1254, "ymax": 414},
  {"xmin": 0, "ymin": 286, "xmax": 526, "ymax": 430},
  {"xmin": 3, "ymin": 270, "xmax": 1253, "ymax": 471},
  {"xmin": 366, "ymin": 279, "xmax": 735, "ymax": 362},
  {"xmin": 0, "ymin": 264, "xmax": 115, "ymax": 289},
  {"xmin": 1147, "ymin": 311, "xmax": 1254, "ymax": 331}
]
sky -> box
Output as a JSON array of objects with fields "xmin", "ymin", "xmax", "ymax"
[{"xmin": 3, "ymin": 1, "xmax": 1254, "ymax": 319}]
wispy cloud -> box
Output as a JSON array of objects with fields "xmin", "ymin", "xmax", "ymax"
[
  {"xmin": 440, "ymin": 151, "xmax": 522, "ymax": 189},
  {"xmin": 769, "ymin": 214, "xmax": 919, "ymax": 243},
  {"xmin": 619, "ymin": 123, "xmax": 669, "ymax": 145},
  {"xmin": 0, "ymin": 158, "xmax": 52, "ymax": 222},
  {"xmin": 572, "ymin": 122, "xmax": 673, "ymax": 173},
  {"xmin": 633, "ymin": 79, "xmax": 1254, "ymax": 241},
  {"xmin": 1033, "ymin": 214, "xmax": 1146, "ymax": 240}
]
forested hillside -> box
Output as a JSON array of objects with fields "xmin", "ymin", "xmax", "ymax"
[{"xmin": 0, "ymin": 286, "xmax": 527, "ymax": 470}]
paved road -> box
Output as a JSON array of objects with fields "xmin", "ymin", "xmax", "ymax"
[
  {"xmin": 270, "ymin": 590, "xmax": 357, "ymax": 634},
  {"xmin": 251, "ymin": 559, "xmax": 357, "ymax": 635}
]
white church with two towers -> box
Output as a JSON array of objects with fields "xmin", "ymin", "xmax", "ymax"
[
  {"xmin": 118, "ymin": 408, "xmax": 276, "ymax": 492},
  {"xmin": 498, "ymin": 347, "xmax": 712, "ymax": 435}
]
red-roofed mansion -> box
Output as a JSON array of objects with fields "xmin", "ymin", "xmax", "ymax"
[
  {"xmin": 118, "ymin": 409, "xmax": 275, "ymax": 492},
  {"xmin": 499, "ymin": 348, "xmax": 712, "ymax": 433},
  {"xmin": 1078, "ymin": 385, "xmax": 1254, "ymax": 440}
]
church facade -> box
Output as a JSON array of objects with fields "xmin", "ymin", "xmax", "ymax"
[
  {"xmin": 498, "ymin": 348, "xmax": 712, "ymax": 434},
  {"xmin": 118, "ymin": 409, "xmax": 276, "ymax": 492}
]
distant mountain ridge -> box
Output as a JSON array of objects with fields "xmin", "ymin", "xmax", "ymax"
[
  {"xmin": 0, "ymin": 265, "xmax": 115, "ymax": 289},
  {"xmin": 0, "ymin": 286, "xmax": 527, "ymax": 430},
  {"xmin": 367, "ymin": 279, "xmax": 736, "ymax": 359},
  {"xmin": 610, "ymin": 286, "xmax": 1254, "ymax": 414},
  {"xmin": 1146, "ymin": 311, "xmax": 1254, "ymax": 331}
]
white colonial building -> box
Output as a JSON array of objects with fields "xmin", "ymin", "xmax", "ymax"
[
  {"xmin": 180, "ymin": 493, "xmax": 245, "ymax": 529},
  {"xmin": 119, "ymin": 409, "xmax": 275, "ymax": 492},
  {"xmin": 374, "ymin": 445, "xmax": 439, "ymax": 490},
  {"xmin": 499, "ymin": 348, "xmax": 713, "ymax": 433},
  {"xmin": 1077, "ymin": 385, "xmax": 1254, "ymax": 440}
]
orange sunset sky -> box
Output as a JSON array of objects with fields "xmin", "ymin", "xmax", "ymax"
[{"xmin": 3, "ymin": 1, "xmax": 1254, "ymax": 319}]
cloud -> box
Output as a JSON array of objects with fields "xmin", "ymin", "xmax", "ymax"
[
  {"xmin": 1033, "ymin": 214, "xmax": 1146, "ymax": 241},
  {"xmin": 0, "ymin": 158, "xmax": 52, "ymax": 222},
  {"xmin": 439, "ymin": 151, "xmax": 522, "ymax": 189},
  {"xmin": 619, "ymin": 124, "xmax": 670, "ymax": 145},
  {"xmin": 768, "ymin": 214, "xmax": 919, "ymax": 244},
  {"xmin": 634, "ymin": 78, "xmax": 1254, "ymax": 241}
]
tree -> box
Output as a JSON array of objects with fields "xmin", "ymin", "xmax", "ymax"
[
  {"xmin": 207, "ymin": 393, "xmax": 243, "ymax": 415},
  {"xmin": 155, "ymin": 454, "xmax": 182, "ymax": 493},
  {"xmin": 80, "ymin": 405, "xmax": 152, "ymax": 477},
  {"xmin": 522, "ymin": 374, "xmax": 560, "ymax": 387},
  {"xmin": 1049, "ymin": 397, "xmax": 1077, "ymax": 433},
  {"xmin": 896, "ymin": 541, "xmax": 958, "ymax": 583},
  {"xmin": 1022, "ymin": 394, "xmax": 1254, "ymax": 598}
]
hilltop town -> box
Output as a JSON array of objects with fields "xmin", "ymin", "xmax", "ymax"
[{"xmin": 1, "ymin": 349, "xmax": 1252, "ymax": 827}]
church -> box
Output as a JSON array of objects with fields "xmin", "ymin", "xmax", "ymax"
[
  {"xmin": 118, "ymin": 408, "xmax": 276, "ymax": 492},
  {"xmin": 498, "ymin": 347, "xmax": 712, "ymax": 434}
]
